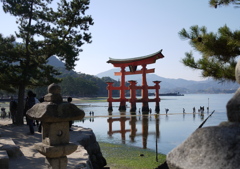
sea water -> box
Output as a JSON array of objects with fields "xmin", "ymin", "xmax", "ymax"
[{"xmin": 74, "ymin": 93, "xmax": 233, "ymax": 155}]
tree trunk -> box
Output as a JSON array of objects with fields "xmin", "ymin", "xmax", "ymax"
[{"xmin": 16, "ymin": 84, "xmax": 25, "ymax": 125}]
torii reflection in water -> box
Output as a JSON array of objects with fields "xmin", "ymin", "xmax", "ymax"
[{"xmin": 107, "ymin": 111, "xmax": 160, "ymax": 149}]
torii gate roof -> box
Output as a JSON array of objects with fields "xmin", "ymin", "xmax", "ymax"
[{"xmin": 107, "ymin": 49, "xmax": 164, "ymax": 67}]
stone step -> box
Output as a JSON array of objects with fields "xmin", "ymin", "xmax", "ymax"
[
  {"xmin": 0, "ymin": 137, "xmax": 23, "ymax": 158},
  {"xmin": 0, "ymin": 150, "xmax": 9, "ymax": 169}
]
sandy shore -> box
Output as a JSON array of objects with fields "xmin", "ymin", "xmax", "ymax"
[{"xmin": 0, "ymin": 118, "xmax": 89, "ymax": 169}]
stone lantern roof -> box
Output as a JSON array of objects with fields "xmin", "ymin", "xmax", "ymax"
[{"xmin": 27, "ymin": 83, "xmax": 85, "ymax": 122}]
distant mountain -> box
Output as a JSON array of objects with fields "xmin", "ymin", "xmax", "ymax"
[
  {"xmin": 47, "ymin": 56, "xmax": 79, "ymax": 76},
  {"xmin": 47, "ymin": 56, "xmax": 65, "ymax": 68},
  {"xmin": 46, "ymin": 57, "xmax": 239, "ymax": 94},
  {"xmin": 96, "ymin": 68, "xmax": 239, "ymax": 94}
]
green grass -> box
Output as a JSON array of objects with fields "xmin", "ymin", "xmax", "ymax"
[{"xmin": 99, "ymin": 142, "xmax": 166, "ymax": 169}]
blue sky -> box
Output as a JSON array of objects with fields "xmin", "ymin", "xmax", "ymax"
[{"xmin": 0, "ymin": 0, "xmax": 239, "ymax": 81}]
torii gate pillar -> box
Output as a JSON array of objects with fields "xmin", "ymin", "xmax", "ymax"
[
  {"xmin": 141, "ymin": 64, "xmax": 149, "ymax": 112},
  {"xmin": 119, "ymin": 67, "xmax": 127, "ymax": 111}
]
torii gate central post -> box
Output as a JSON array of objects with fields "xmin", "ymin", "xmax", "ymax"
[
  {"xmin": 106, "ymin": 49, "xmax": 164, "ymax": 112},
  {"xmin": 141, "ymin": 64, "xmax": 149, "ymax": 112}
]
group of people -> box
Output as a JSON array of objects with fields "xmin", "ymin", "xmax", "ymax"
[
  {"xmin": 164, "ymin": 106, "xmax": 209, "ymax": 115},
  {"xmin": 89, "ymin": 111, "xmax": 94, "ymax": 116},
  {"xmin": 9, "ymin": 92, "xmax": 75, "ymax": 134},
  {"xmin": 88, "ymin": 111, "xmax": 95, "ymax": 122},
  {"xmin": 25, "ymin": 94, "xmax": 75, "ymax": 134}
]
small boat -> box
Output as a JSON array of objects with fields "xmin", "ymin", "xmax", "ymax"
[
  {"xmin": 159, "ymin": 92, "xmax": 184, "ymax": 96},
  {"xmin": 148, "ymin": 92, "xmax": 184, "ymax": 96}
]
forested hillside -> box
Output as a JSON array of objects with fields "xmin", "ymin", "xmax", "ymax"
[
  {"xmin": 0, "ymin": 57, "xmax": 119, "ymax": 98},
  {"xmin": 32, "ymin": 67, "xmax": 120, "ymax": 98}
]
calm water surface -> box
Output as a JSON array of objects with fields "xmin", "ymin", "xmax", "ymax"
[{"xmin": 74, "ymin": 94, "xmax": 233, "ymax": 155}]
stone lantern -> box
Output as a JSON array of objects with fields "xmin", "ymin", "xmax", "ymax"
[{"xmin": 27, "ymin": 83, "xmax": 85, "ymax": 169}]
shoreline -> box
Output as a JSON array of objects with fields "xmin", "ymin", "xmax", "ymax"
[{"xmin": 0, "ymin": 118, "xmax": 165, "ymax": 169}]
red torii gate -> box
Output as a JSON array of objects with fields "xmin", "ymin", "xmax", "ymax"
[{"xmin": 106, "ymin": 49, "xmax": 164, "ymax": 113}]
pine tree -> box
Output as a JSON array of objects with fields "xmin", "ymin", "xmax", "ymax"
[
  {"xmin": 209, "ymin": 0, "xmax": 240, "ymax": 8},
  {"xmin": 179, "ymin": 0, "xmax": 240, "ymax": 82},
  {"xmin": 0, "ymin": 0, "xmax": 94, "ymax": 125}
]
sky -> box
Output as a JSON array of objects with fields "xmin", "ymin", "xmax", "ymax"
[{"xmin": 0, "ymin": 0, "xmax": 240, "ymax": 81}]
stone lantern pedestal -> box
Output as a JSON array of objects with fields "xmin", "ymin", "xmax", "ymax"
[{"xmin": 27, "ymin": 84, "xmax": 85, "ymax": 169}]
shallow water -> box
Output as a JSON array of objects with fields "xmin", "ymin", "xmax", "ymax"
[{"xmin": 74, "ymin": 94, "xmax": 232, "ymax": 155}]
